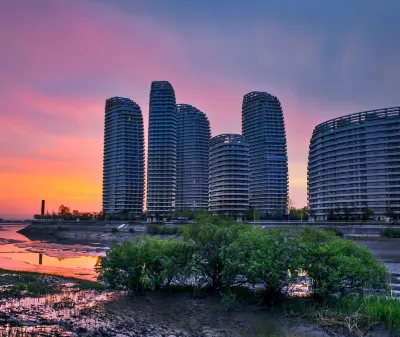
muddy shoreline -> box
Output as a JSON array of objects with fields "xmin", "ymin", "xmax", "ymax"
[
  {"xmin": 0, "ymin": 269, "xmax": 394, "ymax": 337},
  {"xmin": 1, "ymin": 224, "xmax": 399, "ymax": 336},
  {"xmin": 18, "ymin": 222, "xmax": 147, "ymax": 246}
]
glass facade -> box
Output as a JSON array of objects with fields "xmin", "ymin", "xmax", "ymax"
[
  {"xmin": 102, "ymin": 97, "xmax": 144, "ymax": 217},
  {"xmin": 308, "ymin": 107, "xmax": 400, "ymax": 220},
  {"xmin": 242, "ymin": 91, "xmax": 288, "ymax": 216},
  {"xmin": 176, "ymin": 104, "xmax": 211, "ymax": 211},
  {"xmin": 209, "ymin": 134, "xmax": 249, "ymax": 217},
  {"xmin": 146, "ymin": 81, "xmax": 177, "ymax": 218}
]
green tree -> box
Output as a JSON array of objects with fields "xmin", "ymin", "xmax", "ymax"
[
  {"xmin": 298, "ymin": 228, "xmax": 387, "ymax": 298},
  {"xmin": 244, "ymin": 207, "xmax": 258, "ymax": 221},
  {"xmin": 181, "ymin": 214, "xmax": 250, "ymax": 292},
  {"xmin": 97, "ymin": 217, "xmax": 389, "ymax": 302},
  {"xmin": 362, "ymin": 207, "xmax": 374, "ymax": 221},
  {"xmin": 58, "ymin": 204, "xmax": 70, "ymax": 215},
  {"xmin": 288, "ymin": 209, "xmax": 299, "ymax": 220},
  {"xmin": 299, "ymin": 206, "xmax": 309, "ymax": 221},
  {"xmin": 271, "ymin": 208, "xmax": 284, "ymax": 220},
  {"xmin": 97, "ymin": 236, "xmax": 192, "ymax": 292},
  {"xmin": 228, "ymin": 227, "xmax": 300, "ymax": 303}
]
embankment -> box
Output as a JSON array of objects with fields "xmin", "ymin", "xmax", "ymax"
[
  {"xmin": 19, "ymin": 220, "xmax": 147, "ymax": 244},
  {"xmin": 20, "ymin": 220, "xmax": 400, "ymax": 243}
]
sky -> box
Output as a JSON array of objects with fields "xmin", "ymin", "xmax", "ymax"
[{"xmin": 1, "ymin": 0, "xmax": 400, "ymax": 219}]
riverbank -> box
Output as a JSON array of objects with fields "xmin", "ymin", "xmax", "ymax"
[
  {"xmin": 21, "ymin": 220, "xmax": 400, "ymax": 243},
  {"xmin": 1, "ymin": 269, "xmax": 397, "ymax": 337},
  {"xmin": 2, "ymin": 219, "xmax": 400, "ymax": 336},
  {"xmin": 0, "ymin": 269, "xmax": 328, "ymax": 337},
  {"xmin": 18, "ymin": 221, "xmax": 147, "ymax": 245}
]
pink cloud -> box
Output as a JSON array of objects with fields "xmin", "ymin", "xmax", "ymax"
[{"xmin": 2, "ymin": 0, "xmax": 368, "ymax": 217}]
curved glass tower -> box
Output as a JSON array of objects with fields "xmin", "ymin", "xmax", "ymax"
[
  {"xmin": 176, "ymin": 104, "xmax": 211, "ymax": 211},
  {"xmin": 146, "ymin": 81, "xmax": 177, "ymax": 219},
  {"xmin": 242, "ymin": 91, "xmax": 288, "ymax": 216},
  {"xmin": 102, "ymin": 97, "xmax": 144, "ymax": 217},
  {"xmin": 308, "ymin": 107, "xmax": 400, "ymax": 220},
  {"xmin": 209, "ymin": 134, "xmax": 249, "ymax": 219}
]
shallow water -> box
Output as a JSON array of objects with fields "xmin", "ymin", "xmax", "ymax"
[
  {"xmin": 0, "ymin": 224, "xmax": 106, "ymax": 281},
  {"xmin": 0, "ymin": 273, "xmax": 123, "ymax": 336},
  {"xmin": 354, "ymin": 239, "xmax": 400, "ymax": 274},
  {"xmin": 1, "ymin": 223, "xmax": 400, "ymax": 282}
]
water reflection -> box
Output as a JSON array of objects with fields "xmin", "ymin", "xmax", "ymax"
[
  {"xmin": 0, "ymin": 286, "xmax": 122, "ymax": 336},
  {"xmin": 0, "ymin": 224, "xmax": 105, "ymax": 281}
]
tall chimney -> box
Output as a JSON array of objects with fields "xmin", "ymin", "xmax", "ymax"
[{"xmin": 41, "ymin": 200, "xmax": 45, "ymax": 216}]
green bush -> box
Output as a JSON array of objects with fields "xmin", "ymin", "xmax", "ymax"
[
  {"xmin": 147, "ymin": 224, "xmax": 161, "ymax": 234},
  {"xmin": 181, "ymin": 214, "xmax": 250, "ymax": 292},
  {"xmin": 96, "ymin": 237, "xmax": 192, "ymax": 292},
  {"xmin": 147, "ymin": 224, "xmax": 180, "ymax": 235},
  {"xmin": 326, "ymin": 227, "xmax": 344, "ymax": 237},
  {"xmin": 298, "ymin": 228, "xmax": 387, "ymax": 298},
  {"xmin": 98, "ymin": 219, "xmax": 388, "ymax": 301},
  {"xmin": 313, "ymin": 295, "xmax": 400, "ymax": 335},
  {"xmin": 380, "ymin": 228, "xmax": 400, "ymax": 238},
  {"xmin": 227, "ymin": 227, "xmax": 300, "ymax": 303}
]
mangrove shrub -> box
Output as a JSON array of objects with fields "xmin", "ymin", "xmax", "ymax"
[
  {"xmin": 298, "ymin": 228, "xmax": 387, "ymax": 297},
  {"xmin": 97, "ymin": 218, "xmax": 388, "ymax": 300}
]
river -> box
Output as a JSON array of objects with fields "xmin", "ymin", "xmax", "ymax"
[
  {"xmin": 1, "ymin": 223, "xmax": 400, "ymax": 283},
  {"xmin": 0, "ymin": 223, "xmax": 107, "ymax": 281}
]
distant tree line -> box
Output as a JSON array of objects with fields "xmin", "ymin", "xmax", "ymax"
[
  {"xmin": 33, "ymin": 205, "xmax": 101, "ymax": 221},
  {"xmin": 32, "ymin": 204, "xmax": 397, "ymax": 222},
  {"xmin": 322, "ymin": 207, "xmax": 398, "ymax": 222}
]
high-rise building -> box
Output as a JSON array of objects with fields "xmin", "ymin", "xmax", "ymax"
[
  {"xmin": 102, "ymin": 97, "xmax": 144, "ymax": 217},
  {"xmin": 308, "ymin": 107, "xmax": 400, "ymax": 220},
  {"xmin": 209, "ymin": 134, "xmax": 249, "ymax": 220},
  {"xmin": 146, "ymin": 81, "xmax": 177, "ymax": 220},
  {"xmin": 242, "ymin": 91, "xmax": 288, "ymax": 216},
  {"xmin": 176, "ymin": 104, "xmax": 211, "ymax": 211}
]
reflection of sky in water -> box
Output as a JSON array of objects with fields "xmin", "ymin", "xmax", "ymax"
[{"xmin": 0, "ymin": 224, "xmax": 104, "ymax": 281}]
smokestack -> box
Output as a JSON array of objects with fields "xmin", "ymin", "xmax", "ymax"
[{"xmin": 41, "ymin": 200, "xmax": 45, "ymax": 216}]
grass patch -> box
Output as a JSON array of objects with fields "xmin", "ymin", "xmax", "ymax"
[
  {"xmin": 76, "ymin": 279, "xmax": 106, "ymax": 290},
  {"xmin": 147, "ymin": 224, "xmax": 181, "ymax": 235},
  {"xmin": 381, "ymin": 228, "xmax": 400, "ymax": 238},
  {"xmin": 303, "ymin": 295, "xmax": 400, "ymax": 336},
  {"xmin": 20, "ymin": 282, "xmax": 49, "ymax": 295},
  {"xmin": 326, "ymin": 227, "xmax": 344, "ymax": 237},
  {"xmin": 0, "ymin": 268, "xmax": 106, "ymax": 295}
]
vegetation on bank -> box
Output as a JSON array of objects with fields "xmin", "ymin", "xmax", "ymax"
[
  {"xmin": 303, "ymin": 295, "xmax": 400, "ymax": 336},
  {"xmin": 381, "ymin": 228, "xmax": 400, "ymax": 238},
  {"xmin": 96, "ymin": 215, "xmax": 400, "ymax": 334},
  {"xmin": 33, "ymin": 204, "xmax": 100, "ymax": 221},
  {"xmin": 97, "ymin": 215, "xmax": 388, "ymax": 297},
  {"xmin": 0, "ymin": 269, "xmax": 104, "ymax": 297},
  {"xmin": 147, "ymin": 224, "xmax": 181, "ymax": 235}
]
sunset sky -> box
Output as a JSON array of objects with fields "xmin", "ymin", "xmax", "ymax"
[{"xmin": 1, "ymin": 0, "xmax": 400, "ymax": 219}]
